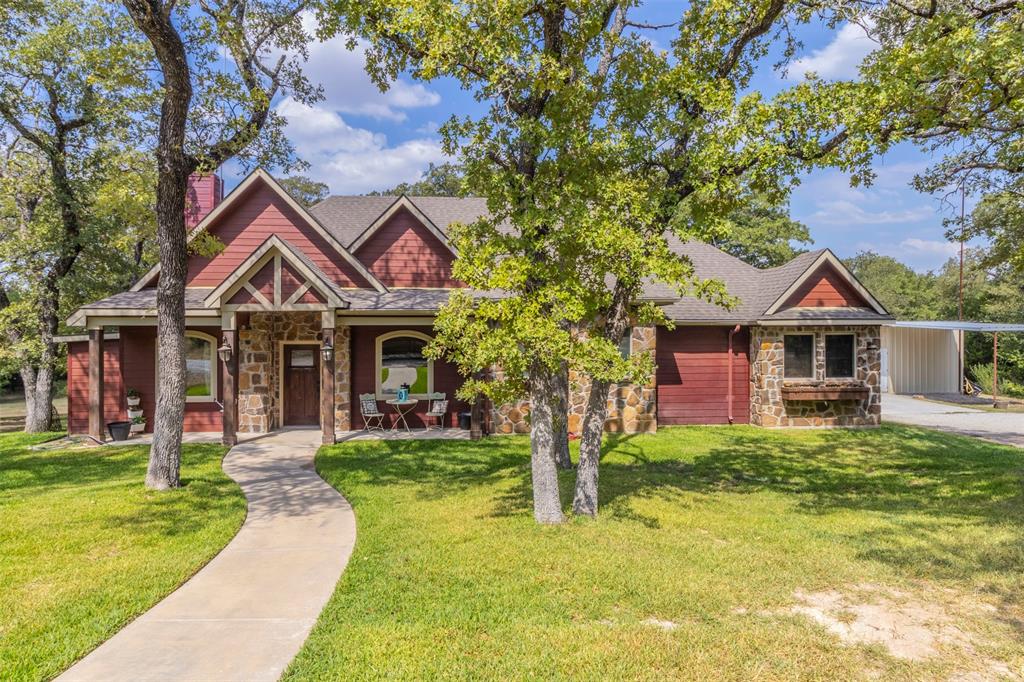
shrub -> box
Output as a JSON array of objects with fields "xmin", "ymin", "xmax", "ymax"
[{"xmin": 970, "ymin": 363, "xmax": 1006, "ymax": 396}]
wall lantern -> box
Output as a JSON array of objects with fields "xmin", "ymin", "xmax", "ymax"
[
  {"xmin": 217, "ymin": 342, "xmax": 232, "ymax": 363},
  {"xmin": 321, "ymin": 339, "xmax": 334, "ymax": 363}
]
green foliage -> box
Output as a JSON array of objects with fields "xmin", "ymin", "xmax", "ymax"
[
  {"xmin": 708, "ymin": 193, "xmax": 812, "ymax": 268},
  {"xmin": 287, "ymin": 425, "xmax": 1024, "ymax": 679},
  {"xmin": 845, "ymin": 251, "xmax": 942, "ymax": 320},
  {"xmin": 366, "ymin": 162, "xmax": 465, "ymax": 197},
  {"xmin": 0, "ymin": 0, "xmax": 158, "ymax": 381},
  {"xmin": 0, "ymin": 436, "xmax": 245, "ymax": 681},
  {"xmin": 324, "ymin": 1, "xmax": 871, "ymax": 405},
  {"xmin": 969, "ymin": 362, "xmax": 1005, "ymax": 397},
  {"xmin": 279, "ymin": 175, "xmax": 331, "ymax": 207}
]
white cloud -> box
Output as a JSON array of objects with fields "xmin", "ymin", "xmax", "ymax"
[
  {"xmin": 900, "ymin": 238, "xmax": 960, "ymax": 257},
  {"xmin": 808, "ymin": 199, "xmax": 934, "ymax": 226},
  {"xmin": 789, "ymin": 22, "xmax": 876, "ymax": 81},
  {"xmin": 298, "ymin": 22, "xmax": 440, "ymax": 122},
  {"xmin": 276, "ymin": 98, "xmax": 448, "ymax": 194}
]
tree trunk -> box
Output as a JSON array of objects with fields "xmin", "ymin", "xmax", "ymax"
[
  {"xmin": 572, "ymin": 375, "xmax": 610, "ymax": 517},
  {"xmin": 552, "ymin": 360, "xmax": 572, "ymax": 469},
  {"xmin": 572, "ymin": 285, "xmax": 631, "ymax": 518},
  {"xmin": 528, "ymin": 363, "xmax": 564, "ymax": 524},
  {"xmin": 22, "ymin": 363, "xmax": 55, "ymax": 432},
  {"xmin": 23, "ymin": 277, "xmax": 63, "ymax": 433},
  {"xmin": 124, "ymin": 0, "xmax": 194, "ymax": 490}
]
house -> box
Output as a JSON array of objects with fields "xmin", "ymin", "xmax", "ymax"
[{"xmin": 64, "ymin": 169, "xmax": 892, "ymax": 445}]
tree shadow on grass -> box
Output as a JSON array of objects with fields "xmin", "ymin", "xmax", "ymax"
[{"xmin": 317, "ymin": 426, "xmax": 1024, "ymax": 595}]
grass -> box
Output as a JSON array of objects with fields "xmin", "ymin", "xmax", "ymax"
[
  {"xmin": 0, "ymin": 433, "xmax": 246, "ymax": 681},
  {"xmin": 287, "ymin": 425, "xmax": 1024, "ymax": 681}
]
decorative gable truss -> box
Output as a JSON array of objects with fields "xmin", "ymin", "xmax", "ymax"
[{"xmin": 204, "ymin": 235, "xmax": 349, "ymax": 311}]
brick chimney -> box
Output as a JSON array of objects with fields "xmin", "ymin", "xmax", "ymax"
[{"xmin": 185, "ymin": 173, "xmax": 224, "ymax": 228}]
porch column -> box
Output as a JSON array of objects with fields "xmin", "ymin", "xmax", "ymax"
[
  {"xmin": 221, "ymin": 327, "xmax": 238, "ymax": 447},
  {"xmin": 87, "ymin": 327, "xmax": 104, "ymax": 442},
  {"xmin": 321, "ymin": 312, "xmax": 336, "ymax": 444}
]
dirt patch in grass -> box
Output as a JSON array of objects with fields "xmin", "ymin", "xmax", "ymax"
[{"xmin": 786, "ymin": 584, "xmax": 1018, "ymax": 679}]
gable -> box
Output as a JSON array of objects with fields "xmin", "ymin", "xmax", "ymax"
[
  {"xmin": 781, "ymin": 263, "xmax": 870, "ymax": 309},
  {"xmin": 354, "ymin": 206, "xmax": 457, "ymax": 287},
  {"xmin": 206, "ymin": 238, "xmax": 347, "ymax": 310},
  {"xmin": 185, "ymin": 182, "xmax": 374, "ymax": 289}
]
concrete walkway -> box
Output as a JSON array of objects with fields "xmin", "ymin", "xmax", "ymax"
[
  {"xmin": 884, "ymin": 394, "xmax": 1024, "ymax": 448},
  {"xmin": 58, "ymin": 428, "xmax": 356, "ymax": 682}
]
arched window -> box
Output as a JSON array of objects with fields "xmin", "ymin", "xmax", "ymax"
[
  {"xmin": 375, "ymin": 331, "xmax": 433, "ymax": 399},
  {"xmin": 156, "ymin": 331, "xmax": 218, "ymax": 402}
]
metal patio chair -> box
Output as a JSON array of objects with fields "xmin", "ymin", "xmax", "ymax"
[
  {"xmin": 359, "ymin": 393, "xmax": 386, "ymax": 432},
  {"xmin": 424, "ymin": 393, "xmax": 448, "ymax": 431}
]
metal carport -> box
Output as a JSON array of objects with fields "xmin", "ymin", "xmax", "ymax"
[{"xmin": 882, "ymin": 320, "xmax": 1024, "ymax": 396}]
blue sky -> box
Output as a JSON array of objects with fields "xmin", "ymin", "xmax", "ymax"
[{"xmin": 251, "ymin": 8, "xmax": 971, "ymax": 273}]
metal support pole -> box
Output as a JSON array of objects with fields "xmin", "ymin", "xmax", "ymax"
[{"xmin": 993, "ymin": 332, "xmax": 999, "ymax": 407}]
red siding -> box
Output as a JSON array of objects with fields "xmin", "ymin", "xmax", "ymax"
[
  {"xmin": 350, "ymin": 325, "xmax": 468, "ymax": 428},
  {"xmin": 67, "ymin": 339, "xmax": 123, "ymax": 433},
  {"xmin": 68, "ymin": 327, "xmax": 223, "ymax": 434},
  {"xmin": 656, "ymin": 326, "xmax": 750, "ymax": 425},
  {"xmin": 186, "ymin": 182, "xmax": 372, "ymax": 288},
  {"xmin": 783, "ymin": 264, "xmax": 868, "ymax": 308},
  {"xmin": 355, "ymin": 208, "xmax": 457, "ymax": 287}
]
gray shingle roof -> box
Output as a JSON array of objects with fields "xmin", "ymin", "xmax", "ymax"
[
  {"xmin": 79, "ymin": 288, "xmax": 212, "ymax": 310},
  {"xmin": 658, "ymin": 240, "xmax": 834, "ymax": 322},
  {"xmin": 309, "ymin": 195, "xmax": 490, "ymax": 248},
  {"xmin": 78, "ymin": 192, "xmax": 886, "ymax": 324}
]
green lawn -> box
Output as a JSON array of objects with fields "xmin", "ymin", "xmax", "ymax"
[
  {"xmin": 287, "ymin": 425, "xmax": 1024, "ymax": 681},
  {"xmin": 0, "ymin": 434, "xmax": 246, "ymax": 681}
]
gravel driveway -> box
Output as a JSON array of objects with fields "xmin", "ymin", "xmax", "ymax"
[{"xmin": 884, "ymin": 394, "xmax": 1024, "ymax": 448}]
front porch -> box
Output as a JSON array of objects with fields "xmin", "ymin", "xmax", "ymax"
[{"xmin": 74, "ymin": 307, "xmax": 480, "ymax": 447}]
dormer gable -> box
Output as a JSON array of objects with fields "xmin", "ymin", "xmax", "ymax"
[
  {"xmin": 350, "ymin": 196, "xmax": 458, "ymax": 288},
  {"xmin": 766, "ymin": 250, "xmax": 888, "ymax": 315}
]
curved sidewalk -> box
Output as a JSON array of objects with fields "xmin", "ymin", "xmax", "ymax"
[{"xmin": 59, "ymin": 429, "xmax": 355, "ymax": 682}]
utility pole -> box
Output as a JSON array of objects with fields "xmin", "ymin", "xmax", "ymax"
[{"xmin": 958, "ymin": 180, "xmax": 966, "ymax": 393}]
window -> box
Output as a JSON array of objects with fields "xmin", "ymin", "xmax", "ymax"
[
  {"xmin": 784, "ymin": 334, "xmax": 814, "ymax": 379},
  {"xmin": 376, "ymin": 331, "xmax": 433, "ymax": 398},
  {"xmin": 157, "ymin": 331, "xmax": 217, "ymax": 402},
  {"xmin": 825, "ymin": 334, "xmax": 855, "ymax": 378},
  {"xmin": 618, "ymin": 328, "xmax": 632, "ymax": 360}
]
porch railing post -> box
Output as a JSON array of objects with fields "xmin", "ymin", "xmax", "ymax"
[{"xmin": 87, "ymin": 327, "xmax": 104, "ymax": 442}]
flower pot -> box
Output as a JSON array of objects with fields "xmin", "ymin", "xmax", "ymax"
[
  {"xmin": 127, "ymin": 408, "xmax": 144, "ymax": 420},
  {"xmin": 130, "ymin": 422, "xmax": 145, "ymax": 434},
  {"xmin": 107, "ymin": 421, "xmax": 131, "ymax": 441},
  {"xmin": 127, "ymin": 396, "xmax": 141, "ymax": 408}
]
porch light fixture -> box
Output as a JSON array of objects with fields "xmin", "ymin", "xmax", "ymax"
[
  {"xmin": 217, "ymin": 342, "xmax": 232, "ymax": 363},
  {"xmin": 321, "ymin": 339, "xmax": 334, "ymax": 363}
]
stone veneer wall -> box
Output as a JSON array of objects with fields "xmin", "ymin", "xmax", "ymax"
[
  {"xmin": 237, "ymin": 312, "xmax": 352, "ymax": 433},
  {"xmin": 749, "ymin": 325, "xmax": 881, "ymax": 428},
  {"xmin": 491, "ymin": 326, "xmax": 657, "ymax": 435}
]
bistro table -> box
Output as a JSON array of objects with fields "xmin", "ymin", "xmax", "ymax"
[{"xmin": 386, "ymin": 398, "xmax": 419, "ymax": 432}]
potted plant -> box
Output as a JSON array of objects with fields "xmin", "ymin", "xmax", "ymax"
[
  {"xmin": 126, "ymin": 388, "xmax": 141, "ymax": 408},
  {"xmin": 130, "ymin": 414, "xmax": 146, "ymax": 434},
  {"xmin": 107, "ymin": 421, "xmax": 131, "ymax": 441}
]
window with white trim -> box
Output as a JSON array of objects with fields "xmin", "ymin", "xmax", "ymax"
[
  {"xmin": 825, "ymin": 333, "xmax": 856, "ymax": 378},
  {"xmin": 157, "ymin": 331, "xmax": 218, "ymax": 402},
  {"xmin": 375, "ymin": 331, "xmax": 433, "ymax": 399}
]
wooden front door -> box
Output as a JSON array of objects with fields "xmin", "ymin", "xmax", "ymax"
[{"xmin": 283, "ymin": 345, "xmax": 320, "ymax": 426}]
